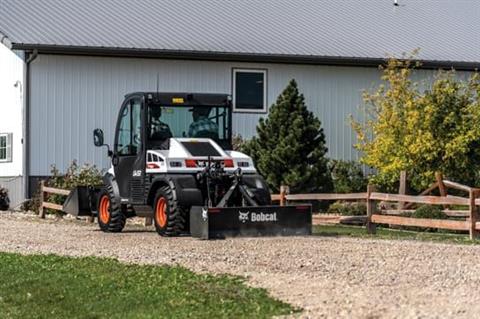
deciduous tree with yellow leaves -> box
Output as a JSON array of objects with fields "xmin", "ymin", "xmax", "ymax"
[{"xmin": 352, "ymin": 56, "xmax": 480, "ymax": 191}]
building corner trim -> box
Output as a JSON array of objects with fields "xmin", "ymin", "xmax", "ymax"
[{"xmin": 24, "ymin": 49, "xmax": 38, "ymax": 199}]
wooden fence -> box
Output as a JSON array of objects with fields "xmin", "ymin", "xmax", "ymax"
[
  {"xmin": 273, "ymin": 177, "xmax": 480, "ymax": 240},
  {"xmin": 38, "ymin": 181, "xmax": 70, "ymax": 218}
]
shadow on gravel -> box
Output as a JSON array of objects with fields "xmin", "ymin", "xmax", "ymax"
[
  {"xmin": 90, "ymin": 229, "xmax": 155, "ymax": 233},
  {"xmin": 119, "ymin": 230, "xmax": 156, "ymax": 233}
]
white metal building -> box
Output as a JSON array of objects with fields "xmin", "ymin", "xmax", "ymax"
[{"xmin": 0, "ymin": 0, "xmax": 479, "ymax": 207}]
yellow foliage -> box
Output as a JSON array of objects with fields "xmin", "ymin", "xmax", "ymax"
[{"xmin": 352, "ymin": 54, "xmax": 480, "ymax": 191}]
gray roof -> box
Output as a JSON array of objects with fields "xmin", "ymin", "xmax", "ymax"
[{"xmin": 1, "ymin": 0, "xmax": 479, "ymax": 68}]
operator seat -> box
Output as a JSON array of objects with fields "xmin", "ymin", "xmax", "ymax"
[
  {"xmin": 149, "ymin": 130, "xmax": 172, "ymax": 150},
  {"xmin": 193, "ymin": 130, "xmax": 219, "ymax": 141}
]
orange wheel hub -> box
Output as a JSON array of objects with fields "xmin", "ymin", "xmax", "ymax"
[
  {"xmin": 99, "ymin": 195, "xmax": 110, "ymax": 224},
  {"xmin": 156, "ymin": 197, "xmax": 167, "ymax": 228}
]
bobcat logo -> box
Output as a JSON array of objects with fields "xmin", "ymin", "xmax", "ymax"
[{"xmin": 238, "ymin": 211, "xmax": 249, "ymax": 223}]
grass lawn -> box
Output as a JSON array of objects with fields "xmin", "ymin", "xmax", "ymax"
[
  {"xmin": 0, "ymin": 253, "xmax": 295, "ymax": 319},
  {"xmin": 313, "ymin": 224, "xmax": 478, "ymax": 245}
]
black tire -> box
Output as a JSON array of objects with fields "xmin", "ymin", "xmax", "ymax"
[
  {"xmin": 97, "ymin": 186, "xmax": 126, "ymax": 233},
  {"xmin": 0, "ymin": 191, "xmax": 9, "ymax": 211},
  {"xmin": 0, "ymin": 198, "xmax": 9, "ymax": 211},
  {"xmin": 242, "ymin": 175, "xmax": 272, "ymax": 206},
  {"xmin": 253, "ymin": 189, "xmax": 272, "ymax": 206},
  {"xmin": 153, "ymin": 185, "xmax": 186, "ymax": 236}
]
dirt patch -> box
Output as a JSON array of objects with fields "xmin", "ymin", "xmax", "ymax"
[{"xmin": 1, "ymin": 212, "xmax": 480, "ymax": 318}]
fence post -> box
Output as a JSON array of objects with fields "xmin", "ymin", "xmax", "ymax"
[
  {"xmin": 39, "ymin": 180, "xmax": 45, "ymax": 219},
  {"xmin": 435, "ymin": 172, "xmax": 449, "ymax": 209},
  {"xmin": 398, "ymin": 171, "xmax": 407, "ymax": 209},
  {"xmin": 366, "ymin": 184, "xmax": 376, "ymax": 234},
  {"xmin": 435, "ymin": 172, "xmax": 447, "ymax": 197},
  {"xmin": 279, "ymin": 185, "xmax": 289, "ymax": 206},
  {"xmin": 469, "ymin": 190, "xmax": 478, "ymax": 240}
]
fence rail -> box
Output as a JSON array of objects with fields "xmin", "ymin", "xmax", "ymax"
[
  {"xmin": 271, "ymin": 192, "xmax": 367, "ymax": 203},
  {"xmin": 39, "ymin": 181, "xmax": 71, "ymax": 218},
  {"xmin": 286, "ymin": 193, "xmax": 367, "ymax": 201},
  {"xmin": 42, "ymin": 186, "xmax": 70, "ymax": 196},
  {"xmin": 382, "ymin": 209, "xmax": 470, "ymax": 217},
  {"xmin": 371, "ymin": 215, "xmax": 472, "ymax": 231},
  {"xmin": 370, "ymin": 192, "xmax": 470, "ymax": 206}
]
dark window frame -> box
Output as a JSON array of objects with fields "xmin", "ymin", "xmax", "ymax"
[{"xmin": 232, "ymin": 68, "xmax": 268, "ymax": 113}]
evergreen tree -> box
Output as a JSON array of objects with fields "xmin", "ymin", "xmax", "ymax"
[{"xmin": 243, "ymin": 79, "xmax": 333, "ymax": 193}]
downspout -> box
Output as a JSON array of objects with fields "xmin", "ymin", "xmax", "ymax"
[{"xmin": 24, "ymin": 49, "xmax": 38, "ymax": 199}]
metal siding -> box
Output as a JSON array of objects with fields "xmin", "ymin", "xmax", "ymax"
[
  {"xmin": 30, "ymin": 55, "xmax": 460, "ymax": 176},
  {"xmin": 0, "ymin": 176, "xmax": 24, "ymax": 208}
]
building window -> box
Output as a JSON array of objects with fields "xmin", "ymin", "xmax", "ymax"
[
  {"xmin": 0, "ymin": 133, "xmax": 12, "ymax": 162},
  {"xmin": 232, "ymin": 69, "xmax": 267, "ymax": 113}
]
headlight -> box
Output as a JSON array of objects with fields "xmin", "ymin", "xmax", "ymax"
[
  {"xmin": 237, "ymin": 161, "xmax": 250, "ymax": 168},
  {"xmin": 169, "ymin": 161, "xmax": 183, "ymax": 167}
]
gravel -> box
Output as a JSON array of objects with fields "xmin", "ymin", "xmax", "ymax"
[{"xmin": 1, "ymin": 212, "xmax": 480, "ymax": 318}]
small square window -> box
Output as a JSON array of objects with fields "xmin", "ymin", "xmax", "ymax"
[
  {"xmin": 232, "ymin": 69, "xmax": 267, "ymax": 113},
  {"xmin": 0, "ymin": 133, "xmax": 12, "ymax": 162}
]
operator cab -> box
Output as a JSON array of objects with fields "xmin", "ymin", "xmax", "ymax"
[{"xmin": 145, "ymin": 93, "xmax": 232, "ymax": 151}]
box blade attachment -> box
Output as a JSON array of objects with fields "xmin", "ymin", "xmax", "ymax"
[{"xmin": 190, "ymin": 205, "xmax": 312, "ymax": 239}]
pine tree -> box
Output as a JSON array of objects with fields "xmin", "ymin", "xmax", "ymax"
[{"xmin": 243, "ymin": 79, "xmax": 332, "ymax": 193}]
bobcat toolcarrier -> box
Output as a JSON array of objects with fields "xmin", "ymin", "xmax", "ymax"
[{"xmin": 78, "ymin": 92, "xmax": 311, "ymax": 239}]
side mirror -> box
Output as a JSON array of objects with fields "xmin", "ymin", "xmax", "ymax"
[{"xmin": 93, "ymin": 129, "xmax": 104, "ymax": 147}]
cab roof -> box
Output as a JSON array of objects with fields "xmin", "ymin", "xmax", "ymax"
[{"xmin": 126, "ymin": 92, "xmax": 231, "ymax": 107}]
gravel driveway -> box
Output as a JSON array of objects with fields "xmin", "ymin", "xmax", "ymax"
[{"xmin": 1, "ymin": 213, "xmax": 480, "ymax": 318}]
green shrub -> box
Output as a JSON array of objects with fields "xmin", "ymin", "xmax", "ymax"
[
  {"xmin": 399, "ymin": 205, "xmax": 448, "ymax": 232},
  {"xmin": 327, "ymin": 201, "xmax": 367, "ymax": 216},
  {"xmin": 48, "ymin": 161, "xmax": 103, "ymax": 190},
  {"xmin": 329, "ymin": 160, "xmax": 368, "ymax": 193},
  {"xmin": 412, "ymin": 205, "xmax": 447, "ymax": 219}
]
